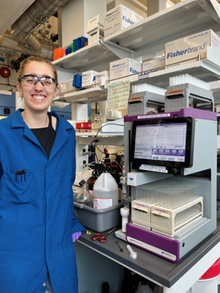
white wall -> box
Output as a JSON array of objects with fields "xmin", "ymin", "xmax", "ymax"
[
  {"xmin": 61, "ymin": 0, "xmax": 107, "ymax": 48},
  {"xmin": 107, "ymin": 0, "xmax": 147, "ymax": 18}
]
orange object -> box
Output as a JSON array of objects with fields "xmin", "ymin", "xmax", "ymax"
[
  {"xmin": 53, "ymin": 48, "xmax": 65, "ymax": 61},
  {"xmin": 84, "ymin": 41, "xmax": 88, "ymax": 47}
]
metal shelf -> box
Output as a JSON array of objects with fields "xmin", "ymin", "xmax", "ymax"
[
  {"xmin": 107, "ymin": 48, "xmax": 220, "ymax": 89},
  {"xmin": 52, "ymin": 41, "xmax": 117, "ymax": 72},
  {"xmin": 104, "ymin": 0, "xmax": 220, "ymax": 58},
  {"xmin": 76, "ymin": 132, "xmax": 124, "ymax": 137},
  {"xmin": 54, "ymin": 86, "xmax": 107, "ymax": 104},
  {"xmin": 53, "ymin": 0, "xmax": 220, "ymax": 72}
]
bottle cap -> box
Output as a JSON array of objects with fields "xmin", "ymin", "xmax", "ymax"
[
  {"xmin": 79, "ymin": 179, "xmax": 86, "ymax": 186},
  {"xmin": 103, "ymin": 166, "xmax": 110, "ymax": 172}
]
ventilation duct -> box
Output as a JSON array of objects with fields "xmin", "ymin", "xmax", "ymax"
[
  {"xmin": 10, "ymin": 0, "xmax": 69, "ymax": 39},
  {"xmin": 0, "ymin": 0, "xmax": 70, "ymax": 60}
]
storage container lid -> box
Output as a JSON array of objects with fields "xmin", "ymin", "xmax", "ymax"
[{"xmin": 199, "ymin": 258, "xmax": 220, "ymax": 280}]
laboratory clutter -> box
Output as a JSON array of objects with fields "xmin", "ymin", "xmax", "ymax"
[
  {"xmin": 93, "ymin": 166, "xmax": 118, "ymax": 209},
  {"xmin": 75, "ymin": 179, "xmax": 93, "ymax": 204},
  {"xmin": 87, "ymin": 163, "xmax": 103, "ymax": 195}
]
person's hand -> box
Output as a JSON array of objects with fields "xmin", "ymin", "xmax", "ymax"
[{"xmin": 72, "ymin": 231, "xmax": 82, "ymax": 242}]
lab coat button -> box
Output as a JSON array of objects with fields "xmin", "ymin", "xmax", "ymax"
[{"xmin": 43, "ymin": 283, "xmax": 46, "ymax": 286}]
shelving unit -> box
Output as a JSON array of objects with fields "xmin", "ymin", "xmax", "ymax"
[
  {"xmin": 53, "ymin": 0, "xmax": 220, "ymax": 73},
  {"xmin": 53, "ymin": 0, "xmax": 220, "ymax": 105},
  {"xmin": 53, "ymin": 41, "xmax": 118, "ymax": 72},
  {"xmin": 103, "ymin": 0, "xmax": 220, "ymax": 59},
  {"xmin": 54, "ymin": 86, "xmax": 107, "ymax": 104},
  {"xmin": 109, "ymin": 48, "xmax": 220, "ymax": 89}
]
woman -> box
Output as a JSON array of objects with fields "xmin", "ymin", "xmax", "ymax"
[{"xmin": 0, "ymin": 56, "xmax": 85, "ymax": 293}]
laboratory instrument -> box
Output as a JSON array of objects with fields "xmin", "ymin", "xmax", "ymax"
[
  {"xmin": 165, "ymin": 74, "xmax": 214, "ymax": 112},
  {"xmin": 124, "ymin": 106, "xmax": 217, "ymax": 262},
  {"xmin": 128, "ymin": 88, "xmax": 165, "ymax": 117}
]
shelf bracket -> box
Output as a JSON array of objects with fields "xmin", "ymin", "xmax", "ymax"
[
  {"xmin": 100, "ymin": 39, "xmax": 136, "ymax": 59},
  {"xmin": 197, "ymin": 0, "xmax": 220, "ymax": 23}
]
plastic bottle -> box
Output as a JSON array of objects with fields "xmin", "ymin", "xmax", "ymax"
[
  {"xmin": 136, "ymin": 281, "xmax": 153, "ymax": 293},
  {"xmin": 102, "ymin": 282, "xmax": 110, "ymax": 293},
  {"xmin": 93, "ymin": 166, "xmax": 118, "ymax": 209}
]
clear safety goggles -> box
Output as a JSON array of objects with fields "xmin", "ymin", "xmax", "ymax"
[{"xmin": 18, "ymin": 74, "xmax": 58, "ymax": 87}]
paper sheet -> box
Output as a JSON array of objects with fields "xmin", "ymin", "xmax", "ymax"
[{"xmin": 107, "ymin": 81, "xmax": 130, "ymax": 111}]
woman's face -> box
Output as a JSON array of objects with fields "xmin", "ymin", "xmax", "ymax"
[{"xmin": 16, "ymin": 61, "xmax": 59, "ymax": 114}]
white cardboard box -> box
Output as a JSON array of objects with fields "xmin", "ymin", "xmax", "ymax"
[
  {"xmin": 165, "ymin": 29, "xmax": 220, "ymax": 66},
  {"xmin": 95, "ymin": 71, "xmax": 109, "ymax": 85},
  {"xmin": 110, "ymin": 58, "xmax": 141, "ymax": 80},
  {"xmin": 59, "ymin": 81, "xmax": 68, "ymax": 93},
  {"xmin": 142, "ymin": 56, "xmax": 165, "ymax": 74},
  {"xmin": 104, "ymin": 4, "xmax": 143, "ymax": 37},
  {"xmin": 88, "ymin": 27, "xmax": 104, "ymax": 45},
  {"xmin": 82, "ymin": 70, "xmax": 98, "ymax": 87}
]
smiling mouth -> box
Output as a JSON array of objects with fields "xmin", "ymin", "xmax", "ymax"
[{"xmin": 32, "ymin": 95, "xmax": 46, "ymax": 100}]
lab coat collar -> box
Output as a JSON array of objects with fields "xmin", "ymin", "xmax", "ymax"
[
  {"xmin": 10, "ymin": 109, "xmax": 72, "ymax": 131},
  {"xmin": 10, "ymin": 109, "xmax": 74, "ymax": 161},
  {"xmin": 11, "ymin": 109, "xmax": 25, "ymax": 128}
]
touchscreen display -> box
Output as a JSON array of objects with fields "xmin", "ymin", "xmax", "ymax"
[
  {"xmin": 134, "ymin": 122, "xmax": 187, "ymax": 162},
  {"xmin": 131, "ymin": 117, "xmax": 193, "ymax": 169}
]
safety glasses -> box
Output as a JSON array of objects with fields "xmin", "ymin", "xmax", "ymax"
[{"xmin": 18, "ymin": 75, "xmax": 58, "ymax": 87}]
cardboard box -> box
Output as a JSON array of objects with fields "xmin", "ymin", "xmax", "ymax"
[
  {"xmin": 110, "ymin": 58, "xmax": 141, "ymax": 80},
  {"xmin": 142, "ymin": 56, "xmax": 165, "ymax": 74},
  {"xmin": 66, "ymin": 79, "xmax": 76, "ymax": 91},
  {"xmin": 82, "ymin": 70, "xmax": 97, "ymax": 87},
  {"xmin": 104, "ymin": 4, "xmax": 143, "ymax": 37},
  {"xmin": 165, "ymin": 29, "xmax": 220, "ymax": 66},
  {"xmin": 88, "ymin": 27, "xmax": 104, "ymax": 45},
  {"xmin": 95, "ymin": 71, "xmax": 109, "ymax": 85},
  {"xmin": 59, "ymin": 81, "xmax": 68, "ymax": 93}
]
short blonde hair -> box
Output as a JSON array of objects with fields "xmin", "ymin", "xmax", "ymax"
[{"xmin": 18, "ymin": 56, "xmax": 58, "ymax": 85}]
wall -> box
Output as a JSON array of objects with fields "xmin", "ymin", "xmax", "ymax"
[
  {"xmin": 106, "ymin": 0, "xmax": 147, "ymax": 18},
  {"xmin": 61, "ymin": 0, "xmax": 107, "ymax": 48},
  {"xmin": 0, "ymin": 54, "xmax": 19, "ymax": 91}
]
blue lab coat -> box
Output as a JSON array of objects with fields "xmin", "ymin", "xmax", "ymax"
[{"xmin": 0, "ymin": 109, "xmax": 85, "ymax": 293}]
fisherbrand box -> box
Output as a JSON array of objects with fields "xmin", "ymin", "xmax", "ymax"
[
  {"xmin": 165, "ymin": 29, "xmax": 220, "ymax": 66},
  {"xmin": 82, "ymin": 70, "xmax": 97, "ymax": 87},
  {"xmin": 142, "ymin": 56, "xmax": 165, "ymax": 74},
  {"xmin": 110, "ymin": 58, "xmax": 141, "ymax": 80},
  {"xmin": 104, "ymin": 4, "xmax": 143, "ymax": 37}
]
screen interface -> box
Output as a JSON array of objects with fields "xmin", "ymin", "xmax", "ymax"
[{"xmin": 134, "ymin": 122, "xmax": 187, "ymax": 163}]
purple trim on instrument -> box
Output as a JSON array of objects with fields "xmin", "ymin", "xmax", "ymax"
[
  {"xmin": 124, "ymin": 108, "xmax": 217, "ymax": 122},
  {"xmin": 126, "ymin": 223, "xmax": 180, "ymax": 263}
]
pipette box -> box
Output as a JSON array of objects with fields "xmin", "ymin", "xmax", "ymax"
[
  {"xmin": 82, "ymin": 70, "xmax": 97, "ymax": 87},
  {"xmin": 95, "ymin": 71, "xmax": 109, "ymax": 86},
  {"xmin": 109, "ymin": 58, "xmax": 141, "ymax": 80},
  {"xmin": 104, "ymin": 4, "xmax": 143, "ymax": 37},
  {"xmin": 165, "ymin": 29, "xmax": 220, "ymax": 66},
  {"xmin": 73, "ymin": 202, "xmax": 123, "ymax": 232},
  {"xmin": 142, "ymin": 56, "xmax": 165, "ymax": 74}
]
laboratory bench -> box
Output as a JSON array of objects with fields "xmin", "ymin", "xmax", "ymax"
[{"xmin": 78, "ymin": 225, "xmax": 220, "ymax": 293}]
